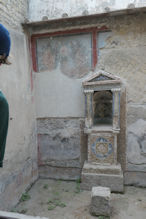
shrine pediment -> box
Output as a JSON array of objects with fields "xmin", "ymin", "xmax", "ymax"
[{"xmin": 83, "ymin": 70, "xmax": 121, "ymax": 87}]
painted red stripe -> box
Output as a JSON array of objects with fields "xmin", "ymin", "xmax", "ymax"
[
  {"xmin": 31, "ymin": 37, "xmax": 37, "ymax": 72},
  {"xmin": 31, "ymin": 26, "xmax": 107, "ymax": 39}
]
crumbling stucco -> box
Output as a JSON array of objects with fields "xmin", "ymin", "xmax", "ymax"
[{"xmin": 37, "ymin": 118, "xmax": 87, "ymax": 179}]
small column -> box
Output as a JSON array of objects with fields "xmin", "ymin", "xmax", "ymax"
[
  {"xmin": 111, "ymin": 88, "xmax": 121, "ymax": 130},
  {"xmin": 113, "ymin": 131, "xmax": 118, "ymax": 164},
  {"xmin": 84, "ymin": 90, "xmax": 94, "ymax": 128}
]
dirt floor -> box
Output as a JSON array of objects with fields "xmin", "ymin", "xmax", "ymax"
[{"xmin": 12, "ymin": 179, "xmax": 146, "ymax": 219}]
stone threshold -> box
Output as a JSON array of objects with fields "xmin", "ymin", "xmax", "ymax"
[{"xmin": 0, "ymin": 211, "xmax": 48, "ymax": 219}]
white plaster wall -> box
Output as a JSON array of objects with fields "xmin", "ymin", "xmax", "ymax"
[
  {"xmin": 0, "ymin": 0, "xmax": 38, "ymax": 209},
  {"xmin": 35, "ymin": 69, "xmax": 85, "ymax": 118},
  {"xmin": 2, "ymin": 28, "xmax": 37, "ymax": 168},
  {"xmin": 0, "ymin": 27, "xmax": 38, "ymax": 210},
  {"xmin": 28, "ymin": 0, "xmax": 145, "ymax": 22}
]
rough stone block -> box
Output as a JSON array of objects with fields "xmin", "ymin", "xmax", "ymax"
[{"xmin": 90, "ymin": 186, "xmax": 111, "ymax": 216}]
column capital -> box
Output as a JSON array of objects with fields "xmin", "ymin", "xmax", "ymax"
[
  {"xmin": 111, "ymin": 88, "xmax": 121, "ymax": 93},
  {"xmin": 84, "ymin": 89, "xmax": 94, "ymax": 94}
]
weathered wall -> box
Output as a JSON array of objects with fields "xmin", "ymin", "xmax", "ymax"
[
  {"xmin": 29, "ymin": 12, "xmax": 146, "ymax": 184},
  {"xmin": 37, "ymin": 118, "xmax": 87, "ymax": 179},
  {"xmin": 0, "ymin": 0, "xmax": 38, "ymax": 210},
  {"xmin": 96, "ymin": 14, "xmax": 146, "ymax": 185},
  {"xmin": 0, "ymin": 0, "xmax": 28, "ymax": 30},
  {"xmin": 28, "ymin": 0, "xmax": 146, "ymax": 22},
  {"xmin": 96, "ymin": 14, "xmax": 146, "ymax": 184}
]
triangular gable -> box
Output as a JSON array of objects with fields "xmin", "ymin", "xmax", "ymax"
[{"xmin": 83, "ymin": 70, "xmax": 121, "ymax": 86}]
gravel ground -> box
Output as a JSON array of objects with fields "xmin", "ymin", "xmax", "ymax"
[{"xmin": 12, "ymin": 179, "xmax": 146, "ymax": 219}]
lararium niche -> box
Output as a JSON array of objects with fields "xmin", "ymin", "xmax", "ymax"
[
  {"xmin": 93, "ymin": 90, "xmax": 112, "ymax": 125},
  {"xmin": 81, "ymin": 70, "xmax": 124, "ymax": 192}
]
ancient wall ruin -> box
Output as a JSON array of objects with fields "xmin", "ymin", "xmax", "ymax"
[
  {"xmin": 0, "ymin": 0, "xmax": 38, "ymax": 210},
  {"xmin": 27, "ymin": 11, "xmax": 146, "ymax": 185},
  {"xmin": 0, "ymin": 0, "xmax": 146, "ymax": 211}
]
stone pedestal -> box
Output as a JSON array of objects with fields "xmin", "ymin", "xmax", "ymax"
[
  {"xmin": 81, "ymin": 126, "xmax": 124, "ymax": 192},
  {"xmin": 81, "ymin": 161, "xmax": 123, "ymax": 192},
  {"xmin": 90, "ymin": 186, "xmax": 111, "ymax": 217}
]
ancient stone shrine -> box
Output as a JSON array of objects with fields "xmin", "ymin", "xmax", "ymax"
[{"xmin": 81, "ymin": 70, "xmax": 124, "ymax": 192}]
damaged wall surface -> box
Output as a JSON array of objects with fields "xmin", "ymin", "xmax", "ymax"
[
  {"xmin": 37, "ymin": 118, "xmax": 87, "ymax": 179},
  {"xmin": 0, "ymin": 0, "xmax": 38, "ymax": 210},
  {"xmin": 28, "ymin": 10, "xmax": 146, "ymax": 184},
  {"xmin": 29, "ymin": 0, "xmax": 146, "ymax": 21},
  {"xmin": 1, "ymin": 1, "xmax": 146, "ymax": 212}
]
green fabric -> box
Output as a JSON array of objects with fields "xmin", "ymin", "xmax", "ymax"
[{"xmin": 0, "ymin": 91, "xmax": 9, "ymax": 167}]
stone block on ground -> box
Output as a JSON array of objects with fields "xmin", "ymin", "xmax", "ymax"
[{"xmin": 90, "ymin": 186, "xmax": 111, "ymax": 217}]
